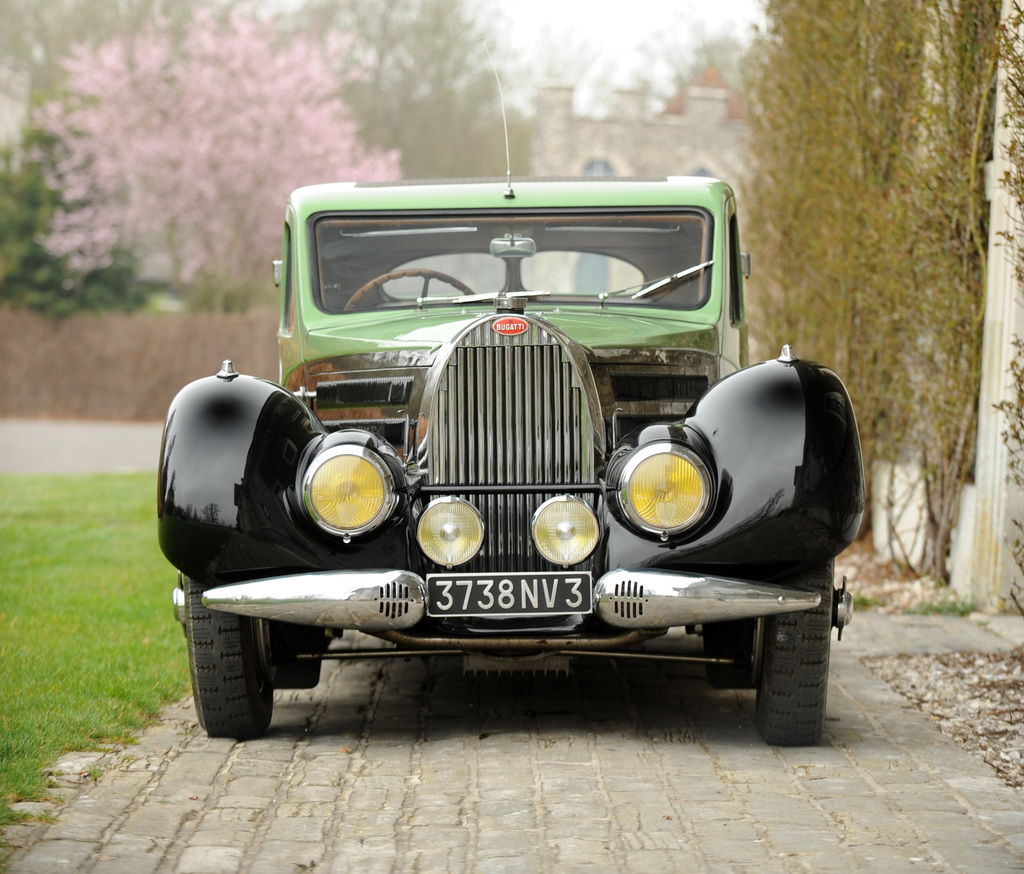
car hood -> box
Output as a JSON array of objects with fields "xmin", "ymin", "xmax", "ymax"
[{"xmin": 303, "ymin": 306, "xmax": 720, "ymax": 364}]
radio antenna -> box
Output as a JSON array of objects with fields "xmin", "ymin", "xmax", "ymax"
[{"xmin": 482, "ymin": 40, "xmax": 515, "ymax": 199}]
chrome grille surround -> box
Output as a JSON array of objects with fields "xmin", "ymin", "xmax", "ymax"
[{"xmin": 422, "ymin": 316, "xmax": 603, "ymax": 573}]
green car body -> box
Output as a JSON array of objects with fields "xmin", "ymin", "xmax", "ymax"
[
  {"xmin": 277, "ymin": 177, "xmax": 748, "ymax": 387},
  {"xmin": 160, "ymin": 176, "xmax": 863, "ymax": 745}
]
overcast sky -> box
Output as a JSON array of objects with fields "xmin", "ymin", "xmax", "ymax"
[
  {"xmin": 490, "ymin": 0, "xmax": 762, "ymax": 47},
  {"xmin": 475, "ymin": 0, "xmax": 764, "ymax": 112}
]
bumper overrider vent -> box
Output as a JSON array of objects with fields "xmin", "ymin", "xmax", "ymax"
[
  {"xmin": 378, "ymin": 578, "xmax": 414, "ymax": 620},
  {"xmin": 422, "ymin": 316, "xmax": 603, "ymax": 573},
  {"xmin": 610, "ymin": 578, "xmax": 646, "ymax": 620}
]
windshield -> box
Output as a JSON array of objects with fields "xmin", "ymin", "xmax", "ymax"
[{"xmin": 313, "ymin": 211, "xmax": 713, "ymax": 314}]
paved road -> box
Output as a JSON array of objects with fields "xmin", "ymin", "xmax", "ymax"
[
  {"xmin": 0, "ymin": 419, "xmax": 163, "ymax": 473},
  {"xmin": 3, "ymin": 421, "xmax": 1023, "ymax": 871},
  {"xmin": 3, "ymin": 612, "xmax": 1023, "ymax": 874}
]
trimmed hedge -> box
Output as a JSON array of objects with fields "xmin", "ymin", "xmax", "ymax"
[{"xmin": 0, "ymin": 306, "xmax": 279, "ymax": 420}]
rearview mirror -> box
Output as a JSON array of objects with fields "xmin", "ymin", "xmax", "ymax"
[{"xmin": 490, "ymin": 235, "xmax": 536, "ymax": 259}]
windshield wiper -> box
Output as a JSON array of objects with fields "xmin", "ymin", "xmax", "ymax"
[
  {"xmin": 416, "ymin": 290, "xmax": 551, "ymax": 309},
  {"xmin": 599, "ymin": 259, "xmax": 713, "ymax": 305}
]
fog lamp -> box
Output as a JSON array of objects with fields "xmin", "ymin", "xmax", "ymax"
[
  {"xmin": 417, "ymin": 497, "xmax": 484, "ymax": 567},
  {"xmin": 532, "ymin": 495, "xmax": 599, "ymax": 566},
  {"xmin": 303, "ymin": 446, "xmax": 395, "ymax": 536},
  {"xmin": 619, "ymin": 443, "xmax": 710, "ymax": 536}
]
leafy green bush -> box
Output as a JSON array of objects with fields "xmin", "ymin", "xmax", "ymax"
[{"xmin": 0, "ymin": 130, "xmax": 148, "ymax": 317}]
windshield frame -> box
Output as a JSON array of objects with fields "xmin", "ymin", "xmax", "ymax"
[{"xmin": 308, "ymin": 206, "xmax": 715, "ymax": 316}]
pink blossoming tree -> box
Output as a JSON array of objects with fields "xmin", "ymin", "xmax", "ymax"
[{"xmin": 35, "ymin": 10, "xmax": 400, "ymax": 309}]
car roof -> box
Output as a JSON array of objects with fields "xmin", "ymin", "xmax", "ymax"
[{"xmin": 287, "ymin": 177, "xmax": 732, "ymax": 219}]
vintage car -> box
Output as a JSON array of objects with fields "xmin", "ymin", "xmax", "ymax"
[{"xmin": 158, "ymin": 177, "xmax": 864, "ymax": 746}]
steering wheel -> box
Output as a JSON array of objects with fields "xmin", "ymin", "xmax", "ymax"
[{"xmin": 345, "ymin": 268, "xmax": 475, "ymax": 310}]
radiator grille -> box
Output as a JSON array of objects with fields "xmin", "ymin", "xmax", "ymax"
[{"xmin": 427, "ymin": 318, "xmax": 596, "ymax": 573}]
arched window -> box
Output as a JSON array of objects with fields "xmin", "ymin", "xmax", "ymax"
[{"xmin": 583, "ymin": 159, "xmax": 615, "ymax": 177}]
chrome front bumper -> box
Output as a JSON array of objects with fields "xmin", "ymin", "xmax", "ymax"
[
  {"xmin": 594, "ymin": 569, "xmax": 821, "ymax": 627},
  {"xmin": 173, "ymin": 567, "xmax": 828, "ymax": 631},
  {"xmin": 173, "ymin": 570, "xmax": 426, "ymax": 630}
]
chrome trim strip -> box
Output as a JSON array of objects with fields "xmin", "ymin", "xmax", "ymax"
[
  {"xmin": 172, "ymin": 585, "xmax": 185, "ymax": 626},
  {"xmin": 202, "ymin": 571, "xmax": 426, "ymax": 629},
  {"xmin": 834, "ymin": 576, "xmax": 853, "ymax": 638},
  {"xmin": 835, "ymin": 588, "xmax": 853, "ymax": 629},
  {"xmin": 595, "ymin": 569, "xmax": 821, "ymax": 628}
]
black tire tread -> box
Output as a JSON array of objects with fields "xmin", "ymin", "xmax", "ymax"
[
  {"xmin": 754, "ymin": 561, "xmax": 834, "ymax": 746},
  {"xmin": 184, "ymin": 576, "xmax": 273, "ymax": 739}
]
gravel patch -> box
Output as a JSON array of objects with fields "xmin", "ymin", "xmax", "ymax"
[{"xmin": 839, "ymin": 543, "xmax": 1024, "ymax": 792}]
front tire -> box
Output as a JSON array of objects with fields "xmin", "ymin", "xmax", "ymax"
[
  {"xmin": 184, "ymin": 576, "xmax": 274, "ymax": 739},
  {"xmin": 754, "ymin": 561, "xmax": 834, "ymax": 746}
]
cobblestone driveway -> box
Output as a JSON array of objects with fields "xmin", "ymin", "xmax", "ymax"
[{"xmin": 4, "ymin": 613, "xmax": 1024, "ymax": 874}]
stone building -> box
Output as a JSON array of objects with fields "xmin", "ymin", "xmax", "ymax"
[{"xmin": 531, "ymin": 69, "xmax": 747, "ymax": 184}]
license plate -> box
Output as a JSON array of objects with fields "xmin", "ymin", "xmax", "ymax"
[{"xmin": 426, "ymin": 572, "xmax": 593, "ymax": 618}]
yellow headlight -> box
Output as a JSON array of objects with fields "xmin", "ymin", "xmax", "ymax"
[
  {"xmin": 620, "ymin": 444, "xmax": 710, "ymax": 535},
  {"xmin": 417, "ymin": 497, "xmax": 484, "ymax": 567},
  {"xmin": 532, "ymin": 495, "xmax": 599, "ymax": 566},
  {"xmin": 304, "ymin": 446, "xmax": 395, "ymax": 535}
]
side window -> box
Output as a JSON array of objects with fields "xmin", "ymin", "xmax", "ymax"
[
  {"xmin": 281, "ymin": 224, "xmax": 294, "ymax": 334},
  {"xmin": 728, "ymin": 212, "xmax": 744, "ymax": 326}
]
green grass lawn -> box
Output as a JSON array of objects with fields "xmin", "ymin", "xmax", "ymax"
[{"xmin": 0, "ymin": 473, "xmax": 189, "ymax": 829}]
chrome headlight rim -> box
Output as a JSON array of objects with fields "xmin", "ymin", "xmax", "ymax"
[
  {"xmin": 416, "ymin": 496, "xmax": 485, "ymax": 568},
  {"xmin": 302, "ymin": 444, "xmax": 398, "ymax": 537},
  {"xmin": 618, "ymin": 442, "xmax": 712, "ymax": 537},
  {"xmin": 531, "ymin": 494, "xmax": 600, "ymax": 567}
]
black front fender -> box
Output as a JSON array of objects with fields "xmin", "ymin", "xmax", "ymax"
[
  {"xmin": 603, "ymin": 356, "xmax": 865, "ymax": 579},
  {"xmin": 158, "ymin": 372, "xmax": 325, "ymax": 582}
]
